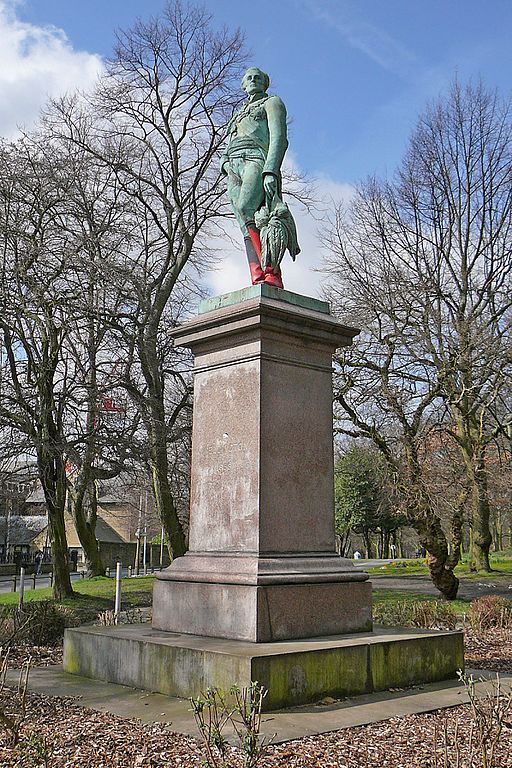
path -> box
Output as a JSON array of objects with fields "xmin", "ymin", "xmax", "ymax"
[{"xmin": 369, "ymin": 573, "xmax": 512, "ymax": 600}]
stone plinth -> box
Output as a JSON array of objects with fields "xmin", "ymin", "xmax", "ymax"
[
  {"xmin": 63, "ymin": 285, "xmax": 464, "ymax": 710},
  {"xmin": 64, "ymin": 624, "xmax": 464, "ymax": 712},
  {"xmin": 152, "ymin": 285, "xmax": 372, "ymax": 641}
]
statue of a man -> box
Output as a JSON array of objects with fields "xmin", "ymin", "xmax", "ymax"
[{"xmin": 221, "ymin": 67, "xmax": 300, "ymax": 289}]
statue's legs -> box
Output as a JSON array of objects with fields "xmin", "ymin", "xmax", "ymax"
[{"xmin": 226, "ymin": 154, "xmax": 283, "ymax": 287}]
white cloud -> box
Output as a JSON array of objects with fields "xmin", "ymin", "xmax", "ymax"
[{"xmin": 0, "ymin": 0, "xmax": 103, "ymax": 138}]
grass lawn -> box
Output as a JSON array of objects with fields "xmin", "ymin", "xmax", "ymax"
[
  {"xmin": 372, "ymin": 587, "xmax": 471, "ymax": 614},
  {"xmin": 367, "ymin": 552, "xmax": 512, "ymax": 578},
  {"xmin": 0, "ymin": 575, "xmax": 155, "ymax": 624}
]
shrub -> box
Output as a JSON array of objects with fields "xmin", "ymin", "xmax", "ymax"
[
  {"xmin": 373, "ymin": 599, "xmax": 458, "ymax": 630},
  {"xmin": 0, "ymin": 650, "xmax": 30, "ymax": 746},
  {"xmin": 0, "ymin": 602, "xmax": 69, "ymax": 648},
  {"xmin": 467, "ymin": 596, "xmax": 512, "ymax": 631},
  {"xmin": 412, "ymin": 600, "xmax": 458, "ymax": 630},
  {"xmin": 373, "ymin": 600, "xmax": 417, "ymax": 627},
  {"xmin": 190, "ymin": 683, "xmax": 272, "ymax": 768}
]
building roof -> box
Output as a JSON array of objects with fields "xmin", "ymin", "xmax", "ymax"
[
  {"xmin": 94, "ymin": 517, "xmax": 127, "ymax": 544},
  {"xmin": 0, "ymin": 515, "xmax": 47, "ymax": 545},
  {"xmin": 24, "ymin": 487, "xmax": 46, "ymax": 504}
]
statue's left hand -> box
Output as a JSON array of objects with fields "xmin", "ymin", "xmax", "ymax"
[{"xmin": 263, "ymin": 174, "xmax": 278, "ymax": 204}]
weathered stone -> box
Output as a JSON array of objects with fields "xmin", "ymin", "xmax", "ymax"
[
  {"xmin": 64, "ymin": 624, "xmax": 464, "ymax": 711},
  {"xmin": 63, "ymin": 287, "xmax": 464, "ymax": 709},
  {"xmin": 153, "ymin": 579, "xmax": 372, "ymax": 642},
  {"xmin": 198, "ymin": 284, "xmax": 330, "ymax": 315},
  {"xmin": 152, "ymin": 289, "xmax": 371, "ymax": 640}
]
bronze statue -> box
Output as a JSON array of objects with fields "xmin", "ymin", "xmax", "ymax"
[{"xmin": 221, "ymin": 67, "xmax": 300, "ymax": 288}]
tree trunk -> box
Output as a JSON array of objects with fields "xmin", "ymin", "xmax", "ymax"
[
  {"xmin": 69, "ymin": 502, "xmax": 104, "ymax": 576},
  {"xmin": 139, "ymin": 326, "xmax": 187, "ymax": 562},
  {"xmin": 38, "ymin": 452, "xmax": 74, "ymax": 600},
  {"xmin": 69, "ymin": 482, "xmax": 105, "ymax": 577},
  {"xmin": 382, "ymin": 531, "xmax": 390, "ymax": 559},
  {"xmin": 469, "ymin": 459, "xmax": 492, "ymax": 572},
  {"xmin": 459, "ymin": 432, "xmax": 493, "ymax": 572},
  {"xmin": 414, "ymin": 515, "xmax": 460, "ymax": 599},
  {"xmin": 148, "ymin": 398, "xmax": 187, "ymax": 560},
  {"xmin": 362, "ymin": 531, "xmax": 373, "ymax": 559},
  {"xmin": 36, "ymin": 329, "xmax": 74, "ymax": 601},
  {"xmin": 67, "ymin": 268, "xmax": 105, "ymax": 578},
  {"xmin": 404, "ymin": 477, "xmax": 461, "ymax": 599},
  {"xmin": 48, "ymin": 504, "xmax": 74, "ymax": 600}
]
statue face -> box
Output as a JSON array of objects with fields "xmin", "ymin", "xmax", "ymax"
[{"xmin": 242, "ymin": 69, "xmax": 268, "ymax": 97}]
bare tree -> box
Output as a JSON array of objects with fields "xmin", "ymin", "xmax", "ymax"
[
  {"xmin": 325, "ymin": 80, "xmax": 512, "ymax": 580},
  {"xmin": 329, "ymin": 315, "xmax": 462, "ymax": 598},
  {"xmin": 0, "ymin": 138, "xmax": 74, "ymax": 598},
  {"xmin": 49, "ymin": 141, "xmax": 143, "ymax": 577},
  {"xmin": 0, "ymin": 127, "xmax": 145, "ymax": 586},
  {"xmin": 47, "ymin": 1, "xmax": 247, "ymax": 559}
]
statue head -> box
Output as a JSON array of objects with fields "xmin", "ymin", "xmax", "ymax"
[{"xmin": 241, "ymin": 67, "xmax": 270, "ymax": 97}]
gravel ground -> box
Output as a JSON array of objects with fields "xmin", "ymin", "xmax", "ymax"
[{"xmin": 0, "ymin": 627, "xmax": 510, "ymax": 767}]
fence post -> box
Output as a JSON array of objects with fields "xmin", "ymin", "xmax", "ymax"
[
  {"xmin": 128, "ymin": 566, "xmax": 132, "ymax": 578},
  {"xmin": 114, "ymin": 562, "xmax": 122, "ymax": 617},
  {"xmin": 11, "ymin": 575, "xmax": 16, "ymax": 592},
  {"xmin": 18, "ymin": 567, "xmax": 25, "ymax": 608}
]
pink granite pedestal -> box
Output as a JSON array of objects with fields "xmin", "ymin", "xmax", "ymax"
[
  {"xmin": 152, "ymin": 285, "xmax": 372, "ymax": 641},
  {"xmin": 65, "ymin": 286, "xmax": 464, "ymax": 707}
]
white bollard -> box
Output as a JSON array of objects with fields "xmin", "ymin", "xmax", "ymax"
[
  {"xmin": 18, "ymin": 567, "xmax": 25, "ymax": 608},
  {"xmin": 114, "ymin": 562, "xmax": 122, "ymax": 617}
]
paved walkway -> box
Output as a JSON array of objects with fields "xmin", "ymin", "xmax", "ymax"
[
  {"xmin": 370, "ymin": 573, "xmax": 512, "ymax": 600},
  {"xmin": 8, "ymin": 666, "xmax": 511, "ymax": 743}
]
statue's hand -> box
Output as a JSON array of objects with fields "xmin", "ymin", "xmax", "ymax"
[{"xmin": 263, "ymin": 173, "xmax": 278, "ymax": 204}]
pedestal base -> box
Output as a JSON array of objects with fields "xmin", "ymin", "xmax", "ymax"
[
  {"xmin": 152, "ymin": 552, "xmax": 372, "ymax": 641},
  {"xmin": 63, "ymin": 624, "xmax": 464, "ymax": 711},
  {"xmin": 153, "ymin": 579, "xmax": 372, "ymax": 641}
]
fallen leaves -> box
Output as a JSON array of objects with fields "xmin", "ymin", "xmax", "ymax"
[{"xmin": 0, "ymin": 627, "xmax": 509, "ymax": 767}]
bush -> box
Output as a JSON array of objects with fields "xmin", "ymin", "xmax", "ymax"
[
  {"xmin": 467, "ymin": 596, "xmax": 512, "ymax": 631},
  {"xmin": 0, "ymin": 602, "xmax": 71, "ymax": 648},
  {"xmin": 373, "ymin": 599, "xmax": 458, "ymax": 630}
]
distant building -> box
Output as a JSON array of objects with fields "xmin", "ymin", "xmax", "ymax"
[
  {"xmin": 23, "ymin": 479, "xmax": 147, "ymax": 567},
  {"xmin": 0, "ymin": 466, "xmax": 167, "ymax": 569}
]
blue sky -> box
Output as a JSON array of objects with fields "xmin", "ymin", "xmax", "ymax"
[
  {"xmin": 1, "ymin": 0, "xmax": 511, "ymax": 296},
  {"xmin": 13, "ymin": 0, "xmax": 512, "ymax": 182}
]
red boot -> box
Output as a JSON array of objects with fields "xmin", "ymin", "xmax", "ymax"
[
  {"xmin": 263, "ymin": 266, "xmax": 284, "ymax": 289},
  {"xmin": 244, "ymin": 236, "xmax": 265, "ymax": 284},
  {"xmin": 245, "ymin": 227, "xmax": 265, "ymax": 285}
]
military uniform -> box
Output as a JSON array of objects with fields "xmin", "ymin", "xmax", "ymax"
[{"xmin": 221, "ymin": 94, "xmax": 288, "ymax": 235}]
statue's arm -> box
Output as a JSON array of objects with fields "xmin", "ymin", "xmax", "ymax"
[{"xmin": 263, "ymin": 96, "xmax": 288, "ymax": 177}]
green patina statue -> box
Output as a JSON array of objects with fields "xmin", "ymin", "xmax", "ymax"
[{"xmin": 221, "ymin": 67, "xmax": 300, "ymax": 289}]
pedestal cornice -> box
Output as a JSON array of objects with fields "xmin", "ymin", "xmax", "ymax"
[{"xmin": 171, "ymin": 288, "xmax": 359, "ymax": 354}]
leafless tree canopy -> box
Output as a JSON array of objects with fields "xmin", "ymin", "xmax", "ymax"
[
  {"xmin": 0, "ymin": 2, "xmax": 248, "ymax": 591},
  {"xmin": 325, "ymin": 81, "xmax": 512, "ymax": 589}
]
